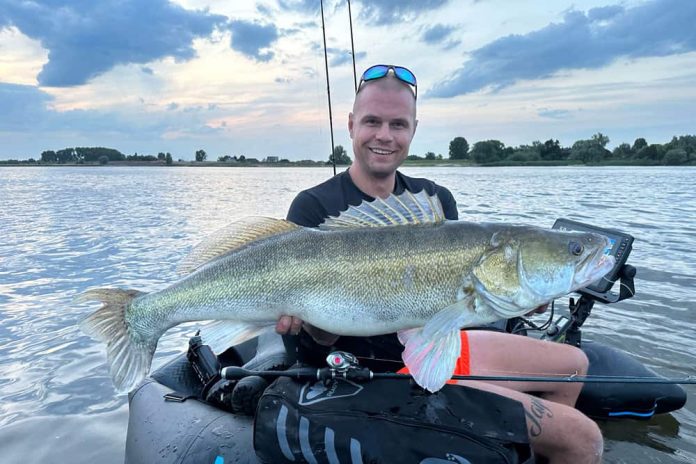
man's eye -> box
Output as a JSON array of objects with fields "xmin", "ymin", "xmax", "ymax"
[{"xmin": 391, "ymin": 122, "xmax": 406, "ymax": 129}]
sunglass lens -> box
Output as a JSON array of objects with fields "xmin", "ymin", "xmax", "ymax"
[
  {"xmin": 362, "ymin": 65, "xmax": 390, "ymax": 81},
  {"xmin": 394, "ymin": 67, "xmax": 416, "ymax": 86}
]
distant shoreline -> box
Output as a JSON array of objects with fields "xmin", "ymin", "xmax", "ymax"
[{"xmin": 1, "ymin": 159, "xmax": 692, "ymax": 168}]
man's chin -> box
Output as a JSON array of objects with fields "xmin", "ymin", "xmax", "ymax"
[{"xmin": 367, "ymin": 161, "xmax": 399, "ymax": 178}]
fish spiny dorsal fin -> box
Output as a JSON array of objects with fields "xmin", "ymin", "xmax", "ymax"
[
  {"xmin": 320, "ymin": 190, "xmax": 446, "ymax": 230},
  {"xmin": 177, "ymin": 217, "xmax": 299, "ymax": 276}
]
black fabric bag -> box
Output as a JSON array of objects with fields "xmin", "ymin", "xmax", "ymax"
[{"xmin": 254, "ymin": 377, "xmax": 533, "ymax": 463}]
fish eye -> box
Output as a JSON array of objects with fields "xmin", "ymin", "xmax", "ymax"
[{"xmin": 569, "ymin": 241, "xmax": 584, "ymax": 256}]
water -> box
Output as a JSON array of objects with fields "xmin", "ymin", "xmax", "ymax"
[{"xmin": 0, "ymin": 165, "xmax": 694, "ymax": 463}]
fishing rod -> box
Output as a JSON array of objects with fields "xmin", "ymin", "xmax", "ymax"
[
  {"xmin": 220, "ymin": 351, "xmax": 696, "ymax": 386},
  {"xmin": 319, "ymin": 0, "xmax": 337, "ymax": 176},
  {"xmin": 347, "ymin": 0, "xmax": 357, "ymax": 92},
  {"xmin": 221, "ymin": 366, "xmax": 696, "ymax": 385}
]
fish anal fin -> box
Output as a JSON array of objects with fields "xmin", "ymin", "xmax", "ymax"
[
  {"xmin": 199, "ymin": 320, "xmax": 275, "ymax": 354},
  {"xmin": 178, "ymin": 217, "xmax": 299, "ymax": 276}
]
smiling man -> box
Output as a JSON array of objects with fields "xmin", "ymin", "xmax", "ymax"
[
  {"xmin": 279, "ymin": 65, "xmax": 603, "ymax": 464},
  {"xmin": 286, "ymin": 65, "xmax": 457, "ymax": 229}
]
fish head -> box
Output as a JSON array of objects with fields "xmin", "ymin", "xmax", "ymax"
[{"xmin": 471, "ymin": 227, "xmax": 615, "ymax": 316}]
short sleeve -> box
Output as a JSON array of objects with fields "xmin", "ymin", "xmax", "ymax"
[
  {"xmin": 286, "ymin": 191, "xmax": 328, "ymax": 227},
  {"xmin": 437, "ymin": 187, "xmax": 458, "ymax": 220}
]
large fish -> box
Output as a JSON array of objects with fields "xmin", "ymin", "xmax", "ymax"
[{"xmin": 79, "ymin": 191, "xmax": 614, "ymax": 393}]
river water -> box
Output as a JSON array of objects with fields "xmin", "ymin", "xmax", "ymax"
[{"xmin": 0, "ymin": 166, "xmax": 694, "ymax": 463}]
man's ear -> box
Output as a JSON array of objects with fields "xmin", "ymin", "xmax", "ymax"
[{"xmin": 348, "ymin": 112, "xmax": 355, "ymax": 139}]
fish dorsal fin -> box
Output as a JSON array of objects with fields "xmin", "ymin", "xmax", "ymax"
[
  {"xmin": 177, "ymin": 217, "xmax": 299, "ymax": 275},
  {"xmin": 320, "ymin": 190, "xmax": 446, "ymax": 230}
]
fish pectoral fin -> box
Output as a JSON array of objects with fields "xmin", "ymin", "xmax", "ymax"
[
  {"xmin": 199, "ymin": 320, "xmax": 275, "ymax": 354},
  {"xmin": 399, "ymin": 326, "xmax": 461, "ymax": 393},
  {"xmin": 398, "ymin": 300, "xmax": 475, "ymax": 392},
  {"xmin": 319, "ymin": 190, "xmax": 446, "ymax": 230},
  {"xmin": 177, "ymin": 217, "xmax": 299, "ymax": 276}
]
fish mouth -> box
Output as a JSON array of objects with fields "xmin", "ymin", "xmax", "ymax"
[{"xmin": 573, "ymin": 238, "xmax": 616, "ymax": 289}]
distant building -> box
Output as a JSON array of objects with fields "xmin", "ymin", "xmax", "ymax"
[{"xmin": 265, "ymin": 156, "xmax": 279, "ymax": 163}]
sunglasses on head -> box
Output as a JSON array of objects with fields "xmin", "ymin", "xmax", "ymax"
[{"xmin": 357, "ymin": 64, "xmax": 417, "ymax": 99}]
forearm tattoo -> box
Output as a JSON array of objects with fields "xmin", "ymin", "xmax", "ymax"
[{"xmin": 525, "ymin": 397, "xmax": 554, "ymax": 437}]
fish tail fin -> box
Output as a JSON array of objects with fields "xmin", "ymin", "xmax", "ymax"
[{"xmin": 78, "ymin": 288, "xmax": 153, "ymax": 393}]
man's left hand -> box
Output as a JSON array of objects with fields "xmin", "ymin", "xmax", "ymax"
[{"xmin": 525, "ymin": 304, "xmax": 549, "ymax": 317}]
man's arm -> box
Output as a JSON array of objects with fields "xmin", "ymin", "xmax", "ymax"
[{"xmin": 438, "ymin": 187, "xmax": 458, "ymax": 220}]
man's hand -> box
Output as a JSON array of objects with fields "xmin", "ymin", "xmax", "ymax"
[
  {"xmin": 525, "ymin": 304, "xmax": 549, "ymax": 317},
  {"xmin": 275, "ymin": 316, "xmax": 340, "ymax": 346},
  {"xmin": 275, "ymin": 315, "xmax": 303, "ymax": 335}
]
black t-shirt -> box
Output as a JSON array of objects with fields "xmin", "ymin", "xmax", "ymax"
[{"xmin": 285, "ymin": 169, "xmax": 458, "ymax": 370}]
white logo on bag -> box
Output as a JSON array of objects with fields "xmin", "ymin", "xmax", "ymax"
[
  {"xmin": 420, "ymin": 454, "xmax": 472, "ymax": 464},
  {"xmin": 305, "ymin": 383, "xmax": 327, "ymax": 400},
  {"xmin": 298, "ymin": 379, "xmax": 363, "ymax": 405}
]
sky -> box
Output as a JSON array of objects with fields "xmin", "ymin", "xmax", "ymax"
[{"xmin": 1, "ymin": 0, "xmax": 695, "ymax": 161}]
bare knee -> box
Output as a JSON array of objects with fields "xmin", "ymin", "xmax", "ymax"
[
  {"xmin": 538, "ymin": 408, "xmax": 603, "ymax": 464},
  {"xmin": 572, "ymin": 347, "xmax": 589, "ymax": 376}
]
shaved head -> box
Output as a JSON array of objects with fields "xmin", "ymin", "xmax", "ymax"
[{"xmin": 353, "ymin": 75, "xmax": 417, "ymax": 119}]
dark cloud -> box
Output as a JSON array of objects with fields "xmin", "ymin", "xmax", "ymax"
[
  {"xmin": 0, "ymin": 83, "xmax": 143, "ymax": 133},
  {"xmin": 228, "ymin": 20, "xmax": 279, "ymax": 62},
  {"xmin": 422, "ymin": 24, "xmax": 455, "ymax": 45},
  {"xmin": 0, "ymin": 83, "xmax": 222, "ymax": 156},
  {"xmin": 356, "ymin": 0, "xmax": 449, "ymax": 26},
  {"xmin": 141, "ymin": 67, "xmax": 154, "ymax": 75},
  {"xmin": 421, "ymin": 24, "xmax": 460, "ymax": 49},
  {"xmin": 0, "ymin": 83, "xmax": 54, "ymax": 130},
  {"xmin": 0, "ymin": 0, "xmax": 226, "ymax": 87},
  {"xmin": 428, "ymin": 0, "xmax": 696, "ymax": 97}
]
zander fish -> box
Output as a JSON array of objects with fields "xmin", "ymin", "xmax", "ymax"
[{"xmin": 79, "ymin": 191, "xmax": 614, "ymax": 393}]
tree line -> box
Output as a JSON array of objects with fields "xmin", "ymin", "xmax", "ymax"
[
  {"xmin": 2, "ymin": 134, "xmax": 694, "ymax": 166},
  {"xmin": 443, "ymin": 134, "xmax": 695, "ymax": 165}
]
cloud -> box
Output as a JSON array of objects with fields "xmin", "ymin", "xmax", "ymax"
[
  {"xmin": 328, "ymin": 48, "xmax": 367, "ymax": 66},
  {"xmin": 421, "ymin": 24, "xmax": 461, "ymax": 49},
  {"xmin": 0, "ymin": 83, "xmax": 221, "ymax": 133},
  {"xmin": 537, "ymin": 108, "xmax": 572, "ymax": 119},
  {"xmin": 278, "ymin": 0, "xmax": 346, "ymax": 14},
  {"xmin": 0, "ymin": 0, "xmax": 226, "ymax": 87},
  {"xmin": 228, "ymin": 20, "xmax": 279, "ymax": 62},
  {"xmin": 428, "ymin": 0, "xmax": 696, "ymax": 97},
  {"xmin": 422, "ymin": 24, "xmax": 454, "ymax": 44},
  {"xmin": 0, "ymin": 83, "xmax": 54, "ymax": 130},
  {"xmin": 356, "ymin": 0, "xmax": 449, "ymax": 26}
]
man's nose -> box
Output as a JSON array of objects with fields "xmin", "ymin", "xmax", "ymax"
[{"xmin": 375, "ymin": 123, "xmax": 393, "ymax": 141}]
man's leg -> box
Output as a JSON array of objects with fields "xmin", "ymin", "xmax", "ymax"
[
  {"xmin": 455, "ymin": 380, "xmax": 604, "ymax": 464},
  {"xmin": 466, "ymin": 330, "xmax": 589, "ymax": 406}
]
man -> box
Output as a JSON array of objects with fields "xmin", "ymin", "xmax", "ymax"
[{"xmin": 278, "ymin": 65, "xmax": 603, "ymax": 463}]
